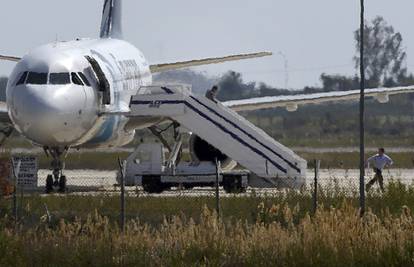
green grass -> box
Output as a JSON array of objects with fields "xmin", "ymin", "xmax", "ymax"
[
  {"xmin": 278, "ymin": 136, "xmax": 414, "ymax": 148},
  {"xmin": 0, "ymin": 152, "xmax": 130, "ymax": 170},
  {"xmin": 1, "ymin": 180, "xmax": 414, "ymax": 227},
  {"xmin": 0, "ymin": 150, "xmax": 412, "ymax": 170},
  {"xmin": 302, "ymin": 151, "xmax": 414, "ymax": 169}
]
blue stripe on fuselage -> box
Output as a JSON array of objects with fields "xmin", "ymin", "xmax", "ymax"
[{"xmin": 86, "ymin": 115, "xmax": 119, "ymax": 144}]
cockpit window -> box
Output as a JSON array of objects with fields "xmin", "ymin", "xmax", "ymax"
[
  {"xmin": 78, "ymin": 72, "xmax": 91, "ymax": 86},
  {"xmin": 26, "ymin": 72, "xmax": 48, "ymax": 85},
  {"xmin": 16, "ymin": 72, "xmax": 28, "ymax": 85},
  {"xmin": 49, "ymin": 73, "xmax": 70, "ymax": 85},
  {"xmin": 71, "ymin": 73, "xmax": 84, "ymax": 86}
]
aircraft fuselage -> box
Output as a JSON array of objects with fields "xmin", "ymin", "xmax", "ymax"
[{"xmin": 6, "ymin": 38, "xmax": 153, "ymax": 149}]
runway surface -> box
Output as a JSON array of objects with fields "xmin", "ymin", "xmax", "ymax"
[
  {"xmin": 30, "ymin": 168, "xmax": 414, "ymax": 196},
  {"xmin": 5, "ymin": 146, "xmax": 414, "ymax": 155}
]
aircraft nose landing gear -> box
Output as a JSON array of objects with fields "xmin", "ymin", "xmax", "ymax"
[{"xmin": 44, "ymin": 147, "xmax": 68, "ymax": 193}]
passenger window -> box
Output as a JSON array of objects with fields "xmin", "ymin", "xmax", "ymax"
[
  {"xmin": 49, "ymin": 73, "xmax": 70, "ymax": 85},
  {"xmin": 71, "ymin": 73, "xmax": 84, "ymax": 86},
  {"xmin": 78, "ymin": 72, "xmax": 91, "ymax": 86},
  {"xmin": 16, "ymin": 72, "xmax": 28, "ymax": 85},
  {"xmin": 26, "ymin": 72, "xmax": 47, "ymax": 85}
]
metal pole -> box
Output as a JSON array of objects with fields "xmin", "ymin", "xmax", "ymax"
[
  {"xmin": 359, "ymin": 0, "xmax": 366, "ymax": 216},
  {"xmin": 118, "ymin": 158, "xmax": 126, "ymax": 232},
  {"xmin": 215, "ymin": 159, "xmax": 220, "ymax": 218},
  {"xmin": 313, "ymin": 159, "xmax": 320, "ymax": 214},
  {"xmin": 11, "ymin": 159, "xmax": 21, "ymax": 225},
  {"xmin": 13, "ymin": 174, "xmax": 17, "ymax": 225},
  {"xmin": 19, "ymin": 186, "xmax": 23, "ymax": 220}
]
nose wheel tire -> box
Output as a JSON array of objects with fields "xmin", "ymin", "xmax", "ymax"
[
  {"xmin": 44, "ymin": 146, "xmax": 69, "ymax": 194},
  {"xmin": 58, "ymin": 175, "xmax": 67, "ymax": 193},
  {"xmin": 46, "ymin": 175, "xmax": 54, "ymax": 194},
  {"xmin": 45, "ymin": 174, "xmax": 67, "ymax": 193}
]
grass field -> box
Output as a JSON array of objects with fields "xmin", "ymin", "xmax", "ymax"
[
  {"xmin": 3, "ymin": 134, "xmax": 414, "ymax": 170},
  {"xmin": 1, "ymin": 181, "xmax": 414, "ymax": 265},
  {"xmin": 1, "ymin": 137, "xmax": 414, "ymax": 264},
  {"xmin": 303, "ymin": 151, "xmax": 414, "ymax": 169},
  {"xmin": 0, "ymin": 150, "xmax": 413, "ymax": 170},
  {"xmin": 0, "ymin": 151, "xmax": 131, "ymax": 170}
]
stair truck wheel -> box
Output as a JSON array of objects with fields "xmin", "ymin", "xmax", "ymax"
[
  {"xmin": 184, "ymin": 184, "xmax": 194, "ymax": 190},
  {"xmin": 142, "ymin": 176, "xmax": 165, "ymax": 194},
  {"xmin": 223, "ymin": 175, "xmax": 246, "ymax": 194}
]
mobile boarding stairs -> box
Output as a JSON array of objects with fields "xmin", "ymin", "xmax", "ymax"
[{"xmin": 127, "ymin": 85, "xmax": 307, "ymax": 189}]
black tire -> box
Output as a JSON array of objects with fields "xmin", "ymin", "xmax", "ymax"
[
  {"xmin": 142, "ymin": 176, "xmax": 164, "ymax": 194},
  {"xmin": 239, "ymin": 186, "xmax": 247, "ymax": 194},
  {"xmin": 184, "ymin": 184, "xmax": 194, "ymax": 190},
  {"xmin": 223, "ymin": 185, "xmax": 234, "ymax": 194},
  {"xmin": 223, "ymin": 175, "xmax": 245, "ymax": 194},
  {"xmin": 58, "ymin": 175, "xmax": 67, "ymax": 193},
  {"xmin": 46, "ymin": 175, "xmax": 54, "ymax": 194}
]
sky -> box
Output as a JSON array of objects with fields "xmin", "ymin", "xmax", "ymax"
[{"xmin": 0, "ymin": 0, "xmax": 413, "ymax": 89}]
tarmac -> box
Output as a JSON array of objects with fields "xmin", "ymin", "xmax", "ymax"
[{"xmin": 25, "ymin": 168, "xmax": 414, "ymax": 196}]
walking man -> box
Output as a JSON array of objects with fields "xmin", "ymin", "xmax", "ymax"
[
  {"xmin": 365, "ymin": 148, "xmax": 393, "ymax": 192},
  {"xmin": 205, "ymin": 85, "xmax": 219, "ymax": 103}
]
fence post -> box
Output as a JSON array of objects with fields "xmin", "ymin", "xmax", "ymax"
[
  {"xmin": 19, "ymin": 186, "xmax": 24, "ymax": 220},
  {"xmin": 118, "ymin": 158, "xmax": 126, "ymax": 232},
  {"xmin": 313, "ymin": 159, "xmax": 320, "ymax": 214},
  {"xmin": 11, "ymin": 159, "xmax": 21, "ymax": 226},
  {"xmin": 215, "ymin": 159, "xmax": 220, "ymax": 218},
  {"xmin": 359, "ymin": 0, "xmax": 366, "ymax": 217},
  {"xmin": 12, "ymin": 172, "xmax": 17, "ymax": 225}
]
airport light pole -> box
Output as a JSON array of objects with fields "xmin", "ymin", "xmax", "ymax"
[{"xmin": 359, "ymin": 0, "xmax": 366, "ymax": 216}]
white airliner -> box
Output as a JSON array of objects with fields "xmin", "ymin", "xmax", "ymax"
[{"xmin": 1, "ymin": 0, "xmax": 413, "ymax": 192}]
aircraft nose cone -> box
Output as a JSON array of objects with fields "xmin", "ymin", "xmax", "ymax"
[{"xmin": 10, "ymin": 85, "xmax": 95, "ymax": 146}]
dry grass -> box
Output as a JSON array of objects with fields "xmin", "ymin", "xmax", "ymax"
[
  {"xmin": 0, "ymin": 203, "xmax": 414, "ymax": 266},
  {"xmin": 0, "ymin": 180, "xmax": 414, "ymax": 265}
]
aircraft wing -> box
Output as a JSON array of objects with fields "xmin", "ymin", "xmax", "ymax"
[
  {"xmin": 0, "ymin": 54, "xmax": 21, "ymax": 62},
  {"xmin": 3, "ymin": 51, "xmax": 271, "ymax": 71},
  {"xmin": 149, "ymin": 52, "xmax": 272, "ymax": 73},
  {"xmin": 223, "ymin": 86, "xmax": 414, "ymax": 112}
]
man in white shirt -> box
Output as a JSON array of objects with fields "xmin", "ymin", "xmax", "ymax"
[{"xmin": 365, "ymin": 148, "xmax": 393, "ymax": 192}]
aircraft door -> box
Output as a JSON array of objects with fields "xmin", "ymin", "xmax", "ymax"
[{"xmin": 85, "ymin": 56, "xmax": 111, "ymax": 105}]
